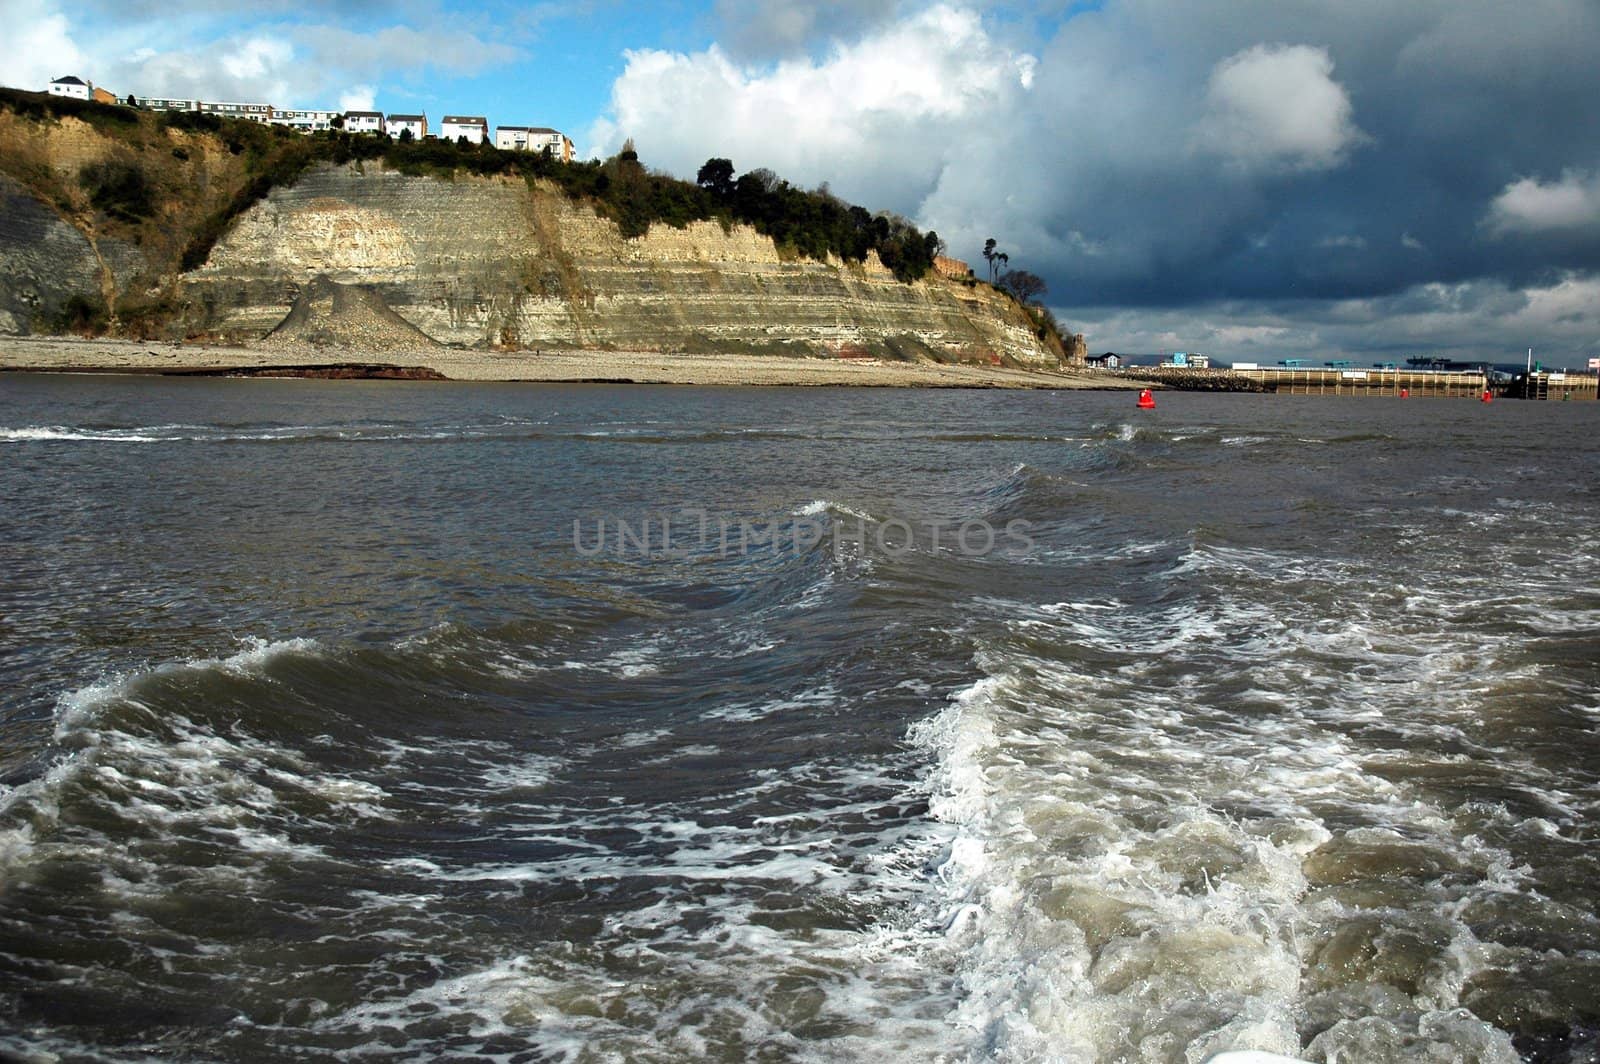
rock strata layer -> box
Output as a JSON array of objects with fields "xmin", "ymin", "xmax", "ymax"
[{"xmin": 185, "ymin": 165, "xmax": 1059, "ymax": 365}]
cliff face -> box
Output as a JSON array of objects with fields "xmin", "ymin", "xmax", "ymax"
[
  {"xmin": 0, "ymin": 104, "xmax": 1062, "ymax": 366},
  {"xmin": 184, "ymin": 165, "xmax": 1056, "ymax": 364}
]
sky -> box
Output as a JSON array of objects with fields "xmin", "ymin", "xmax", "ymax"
[{"xmin": 3, "ymin": 0, "xmax": 1599, "ymax": 366}]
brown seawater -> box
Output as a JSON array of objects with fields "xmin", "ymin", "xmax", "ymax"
[{"xmin": 0, "ymin": 375, "xmax": 1596, "ymax": 1062}]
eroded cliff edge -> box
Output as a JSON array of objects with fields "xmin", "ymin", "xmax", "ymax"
[{"xmin": 185, "ymin": 165, "xmax": 1056, "ymax": 364}]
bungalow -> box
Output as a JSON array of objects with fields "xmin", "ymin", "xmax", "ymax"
[
  {"xmin": 91, "ymin": 86, "xmax": 118, "ymax": 106},
  {"xmin": 197, "ymin": 100, "xmax": 273, "ymax": 124},
  {"xmin": 439, "ymin": 115, "xmax": 488, "ymax": 144},
  {"xmin": 48, "ymin": 75, "xmax": 90, "ymax": 100},
  {"xmin": 344, "ymin": 111, "xmax": 385, "ymax": 135},
  {"xmin": 271, "ymin": 109, "xmax": 340, "ymax": 133},
  {"xmin": 1085, "ymin": 353, "xmax": 1122, "ymax": 370},
  {"xmin": 387, "ymin": 113, "xmax": 427, "ymax": 140},
  {"xmin": 494, "ymin": 125, "xmax": 573, "ymax": 161}
]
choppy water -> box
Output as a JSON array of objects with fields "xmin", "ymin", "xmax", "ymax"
[{"xmin": 0, "ymin": 374, "xmax": 1596, "ymax": 1063}]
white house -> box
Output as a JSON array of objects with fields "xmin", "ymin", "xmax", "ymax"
[
  {"xmin": 439, "ymin": 115, "xmax": 488, "ymax": 144},
  {"xmin": 48, "ymin": 76, "xmax": 91, "ymax": 100},
  {"xmin": 495, "ymin": 126, "xmax": 574, "ymax": 161},
  {"xmin": 271, "ymin": 109, "xmax": 340, "ymax": 133},
  {"xmin": 197, "ymin": 100, "xmax": 273, "ymax": 124},
  {"xmin": 387, "ymin": 113, "xmax": 427, "ymax": 140},
  {"xmin": 344, "ymin": 111, "xmax": 385, "ymax": 135}
]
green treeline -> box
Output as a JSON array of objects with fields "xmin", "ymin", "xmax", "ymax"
[{"xmin": 0, "ymin": 89, "xmax": 940, "ymax": 283}]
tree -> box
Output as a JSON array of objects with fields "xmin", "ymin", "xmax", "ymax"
[
  {"xmin": 696, "ymin": 157, "xmax": 735, "ymax": 199},
  {"xmin": 983, "ymin": 237, "xmax": 1003, "ymax": 282},
  {"xmin": 398, "ymin": 127, "xmax": 414, "ymax": 143},
  {"xmin": 330, "ymin": 113, "xmax": 344, "ymax": 130},
  {"xmin": 125, "ymin": 94, "xmax": 137, "ymax": 107},
  {"xmin": 999, "ymin": 269, "xmax": 1047, "ymax": 305}
]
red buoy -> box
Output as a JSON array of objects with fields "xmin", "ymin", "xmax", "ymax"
[
  {"xmin": 1137, "ymin": 389, "xmax": 1156, "ymax": 409},
  {"xmin": 1399, "ymin": 387, "xmax": 1409, "ymax": 399},
  {"xmin": 1481, "ymin": 390, "xmax": 1493, "ymax": 403}
]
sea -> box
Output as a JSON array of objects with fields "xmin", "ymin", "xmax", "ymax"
[{"xmin": 0, "ymin": 374, "xmax": 1596, "ymax": 1063}]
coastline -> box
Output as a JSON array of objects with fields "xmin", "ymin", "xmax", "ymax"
[{"xmin": 0, "ymin": 336, "xmax": 1142, "ymax": 390}]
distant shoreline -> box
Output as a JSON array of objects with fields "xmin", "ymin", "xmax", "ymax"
[{"xmin": 0, "ymin": 337, "xmax": 1144, "ymax": 390}]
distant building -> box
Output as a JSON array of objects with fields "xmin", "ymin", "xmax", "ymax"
[
  {"xmin": 91, "ymin": 86, "xmax": 118, "ymax": 106},
  {"xmin": 1086, "ymin": 353, "xmax": 1122, "ymax": 369},
  {"xmin": 439, "ymin": 115, "xmax": 488, "ymax": 144},
  {"xmin": 48, "ymin": 76, "xmax": 90, "ymax": 100},
  {"xmin": 494, "ymin": 125, "xmax": 573, "ymax": 161},
  {"xmin": 135, "ymin": 97, "xmax": 197, "ymax": 112},
  {"xmin": 197, "ymin": 100, "xmax": 273, "ymax": 124},
  {"xmin": 271, "ymin": 109, "xmax": 340, "ymax": 133},
  {"xmin": 932, "ymin": 255, "xmax": 972, "ymax": 280},
  {"xmin": 344, "ymin": 111, "xmax": 385, "ymax": 135},
  {"xmin": 387, "ymin": 113, "xmax": 427, "ymax": 140}
]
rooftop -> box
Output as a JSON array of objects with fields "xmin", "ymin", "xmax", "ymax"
[{"xmin": 441, "ymin": 115, "xmax": 487, "ymax": 125}]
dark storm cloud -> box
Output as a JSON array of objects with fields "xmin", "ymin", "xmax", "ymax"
[{"xmin": 949, "ymin": 0, "xmax": 1600, "ymax": 309}]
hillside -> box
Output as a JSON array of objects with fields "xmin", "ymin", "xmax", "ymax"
[{"xmin": 0, "ymin": 90, "xmax": 1071, "ymax": 366}]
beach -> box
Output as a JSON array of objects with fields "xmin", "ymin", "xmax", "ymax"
[{"xmin": 0, "ymin": 336, "xmax": 1138, "ymax": 389}]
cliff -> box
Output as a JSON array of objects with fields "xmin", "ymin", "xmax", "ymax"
[{"xmin": 0, "ymin": 101, "xmax": 1065, "ymax": 367}]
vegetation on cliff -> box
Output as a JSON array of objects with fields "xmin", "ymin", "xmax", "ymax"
[{"xmin": 0, "ymin": 88, "xmax": 943, "ymax": 289}]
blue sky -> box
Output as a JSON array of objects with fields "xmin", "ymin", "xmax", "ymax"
[{"xmin": 3, "ymin": 0, "xmax": 1599, "ymax": 365}]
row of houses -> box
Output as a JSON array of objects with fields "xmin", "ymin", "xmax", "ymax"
[{"xmin": 46, "ymin": 76, "xmax": 574, "ymax": 161}]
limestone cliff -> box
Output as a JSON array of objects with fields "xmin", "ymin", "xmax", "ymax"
[{"xmin": 184, "ymin": 164, "xmax": 1056, "ymax": 365}]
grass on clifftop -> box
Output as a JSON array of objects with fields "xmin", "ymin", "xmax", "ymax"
[{"xmin": 0, "ymin": 88, "xmax": 940, "ymax": 284}]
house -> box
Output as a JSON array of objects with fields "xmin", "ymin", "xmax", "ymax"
[
  {"xmin": 1085, "ymin": 353, "xmax": 1122, "ymax": 370},
  {"xmin": 387, "ymin": 113, "xmax": 428, "ymax": 140},
  {"xmin": 344, "ymin": 111, "xmax": 385, "ymax": 135},
  {"xmin": 494, "ymin": 126, "xmax": 573, "ymax": 161},
  {"xmin": 439, "ymin": 115, "xmax": 488, "ymax": 144},
  {"xmin": 271, "ymin": 109, "xmax": 340, "ymax": 133},
  {"xmin": 48, "ymin": 76, "xmax": 91, "ymax": 100},
  {"xmin": 135, "ymin": 97, "xmax": 197, "ymax": 112},
  {"xmin": 197, "ymin": 100, "xmax": 273, "ymax": 124},
  {"xmin": 91, "ymin": 87, "xmax": 118, "ymax": 106}
]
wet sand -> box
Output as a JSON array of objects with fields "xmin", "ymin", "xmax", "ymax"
[{"xmin": 0, "ymin": 337, "xmax": 1140, "ymax": 389}]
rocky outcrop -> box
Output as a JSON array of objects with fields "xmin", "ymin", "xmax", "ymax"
[
  {"xmin": 185, "ymin": 164, "xmax": 1058, "ymax": 365},
  {"xmin": 0, "ymin": 174, "xmax": 143, "ymax": 334}
]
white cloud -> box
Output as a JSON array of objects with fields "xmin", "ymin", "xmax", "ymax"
[
  {"xmin": 0, "ymin": 0, "xmax": 85, "ymax": 91},
  {"xmin": 221, "ymin": 36, "xmax": 292, "ymax": 82},
  {"xmin": 585, "ymin": 4, "xmax": 1035, "ymax": 208},
  {"xmin": 1194, "ymin": 44, "xmax": 1365, "ymax": 173},
  {"xmin": 339, "ymin": 84, "xmax": 376, "ymax": 112},
  {"xmin": 1487, "ymin": 170, "xmax": 1600, "ymax": 235}
]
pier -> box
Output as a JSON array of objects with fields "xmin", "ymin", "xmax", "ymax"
[{"xmin": 1229, "ymin": 366, "xmax": 1486, "ymax": 397}]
